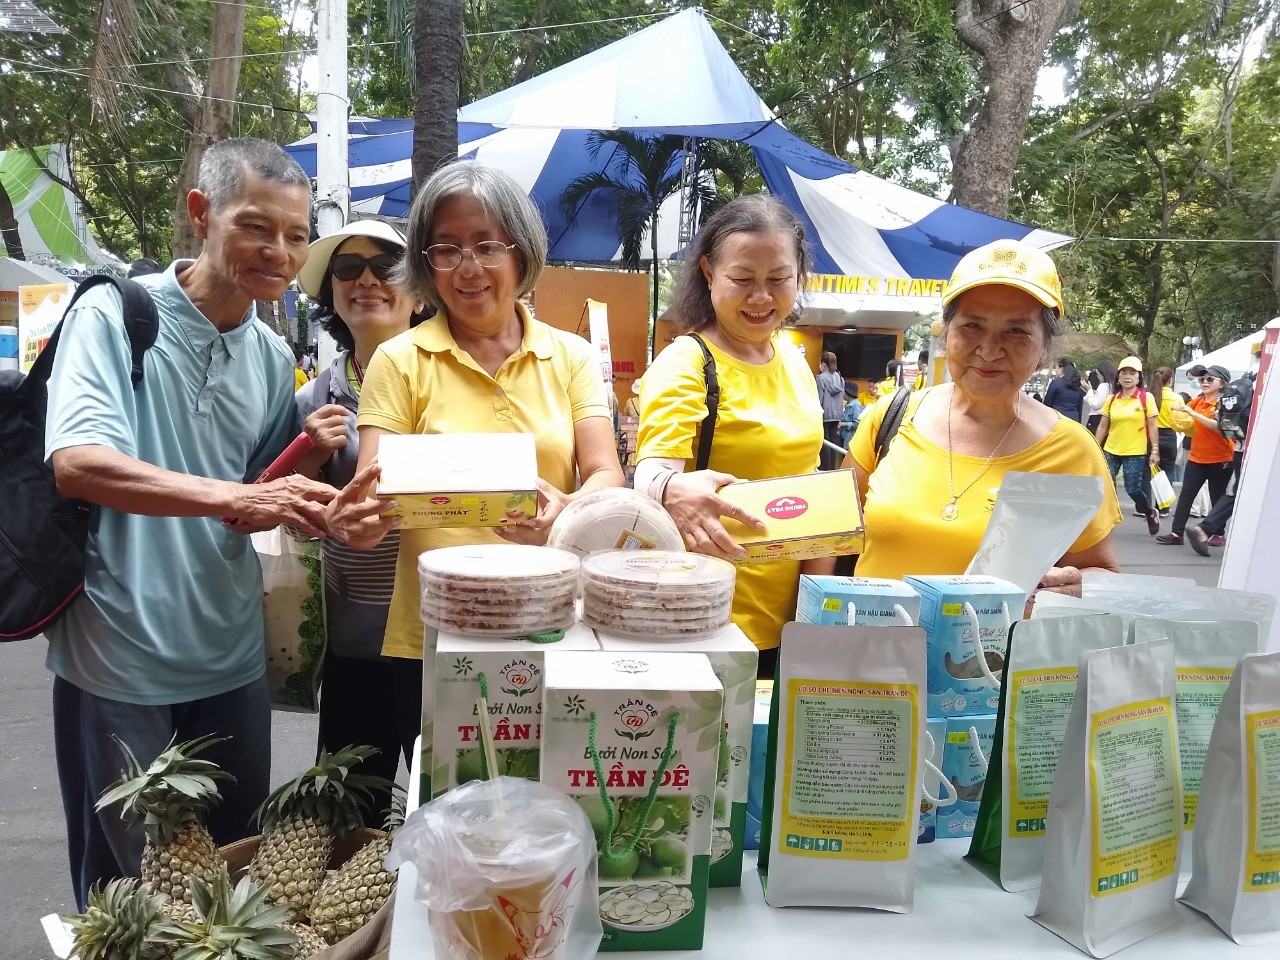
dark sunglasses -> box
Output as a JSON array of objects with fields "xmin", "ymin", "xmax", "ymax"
[{"xmin": 330, "ymin": 252, "xmax": 399, "ymax": 282}]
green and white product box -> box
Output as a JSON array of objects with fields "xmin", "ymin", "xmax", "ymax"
[
  {"xmin": 596, "ymin": 625, "xmax": 759, "ymax": 887},
  {"xmin": 796, "ymin": 575, "xmax": 922, "ymax": 626},
  {"xmin": 430, "ymin": 623, "xmax": 600, "ymax": 798},
  {"xmin": 542, "ymin": 650, "xmax": 723, "ymax": 952},
  {"xmin": 419, "ymin": 627, "xmax": 438, "ymax": 805}
]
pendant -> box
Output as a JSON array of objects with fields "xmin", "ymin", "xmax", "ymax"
[{"xmin": 941, "ymin": 499, "xmax": 959, "ymax": 522}]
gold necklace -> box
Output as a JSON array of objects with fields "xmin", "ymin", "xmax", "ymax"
[{"xmin": 942, "ymin": 391, "xmax": 1021, "ymax": 521}]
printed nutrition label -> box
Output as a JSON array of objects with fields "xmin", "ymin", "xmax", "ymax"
[
  {"xmin": 1089, "ymin": 699, "xmax": 1180, "ymax": 897},
  {"xmin": 1175, "ymin": 669, "xmax": 1233, "ymax": 829},
  {"xmin": 781, "ymin": 680, "xmax": 918, "ymax": 861},
  {"xmin": 1009, "ymin": 670, "xmax": 1077, "ymax": 833},
  {"xmin": 1246, "ymin": 710, "xmax": 1280, "ymax": 890}
]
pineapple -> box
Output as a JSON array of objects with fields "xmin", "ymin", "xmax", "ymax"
[
  {"xmin": 283, "ymin": 923, "xmax": 329, "ymax": 958},
  {"xmin": 96, "ymin": 735, "xmax": 234, "ymax": 909},
  {"xmin": 249, "ymin": 744, "xmax": 389, "ymax": 922},
  {"xmin": 309, "ymin": 796, "xmax": 404, "ymax": 944},
  {"xmin": 65, "ymin": 877, "xmax": 171, "ymax": 960},
  {"xmin": 154, "ymin": 866, "xmax": 297, "ymax": 960}
]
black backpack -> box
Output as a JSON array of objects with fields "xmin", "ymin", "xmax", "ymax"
[
  {"xmin": 1216, "ymin": 374, "xmax": 1255, "ymax": 444},
  {"xmin": 0, "ymin": 276, "xmax": 158, "ymax": 641}
]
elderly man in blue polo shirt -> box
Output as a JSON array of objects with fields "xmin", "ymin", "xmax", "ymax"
[{"xmin": 45, "ymin": 138, "xmax": 338, "ymax": 910}]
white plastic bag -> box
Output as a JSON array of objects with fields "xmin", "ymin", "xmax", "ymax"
[
  {"xmin": 1182, "ymin": 651, "xmax": 1280, "ymax": 945},
  {"xmin": 1032, "ymin": 640, "xmax": 1182, "ymax": 957},
  {"xmin": 1149, "ymin": 467, "xmax": 1175, "ymax": 511},
  {"xmin": 966, "ymin": 472, "xmax": 1104, "ymax": 597},
  {"xmin": 762, "ymin": 623, "xmax": 926, "ymax": 912},
  {"xmin": 252, "ymin": 528, "xmax": 325, "ymax": 713},
  {"xmin": 386, "ymin": 776, "xmax": 603, "ymax": 960}
]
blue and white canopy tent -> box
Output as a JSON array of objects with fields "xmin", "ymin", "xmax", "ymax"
[{"xmin": 284, "ymin": 9, "xmax": 1068, "ymax": 327}]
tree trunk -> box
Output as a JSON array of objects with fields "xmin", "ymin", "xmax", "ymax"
[
  {"xmin": 513, "ymin": 0, "xmax": 550, "ymax": 84},
  {"xmin": 172, "ymin": 0, "xmax": 247, "ymax": 259},
  {"xmin": 0, "ymin": 180, "xmax": 27, "ymax": 260},
  {"xmin": 952, "ymin": 0, "xmax": 1083, "ymax": 217},
  {"xmin": 412, "ymin": 0, "xmax": 464, "ymax": 191}
]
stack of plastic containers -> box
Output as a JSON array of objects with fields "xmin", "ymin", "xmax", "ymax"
[
  {"xmin": 581, "ymin": 550, "xmax": 736, "ymax": 640},
  {"xmin": 419, "ymin": 544, "xmax": 580, "ymax": 636},
  {"xmin": 547, "ymin": 487, "xmax": 685, "ymax": 557}
]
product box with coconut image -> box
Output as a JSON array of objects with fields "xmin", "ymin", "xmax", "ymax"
[
  {"xmin": 542, "ymin": 650, "xmax": 723, "ymax": 952},
  {"xmin": 717, "ymin": 469, "xmax": 864, "ymax": 564},
  {"xmin": 905, "ymin": 575, "xmax": 1027, "ymax": 717},
  {"xmin": 431, "ymin": 624, "xmax": 599, "ymax": 797},
  {"xmin": 596, "ymin": 625, "xmax": 758, "ymax": 887},
  {"xmin": 376, "ymin": 432, "xmax": 539, "ymax": 529},
  {"xmin": 937, "ymin": 714, "xmax": 996, "ymax": 839}
]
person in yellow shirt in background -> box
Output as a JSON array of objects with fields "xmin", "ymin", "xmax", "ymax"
[
  {"xmin": 879, "ymin": 357, "xmax": 904, "ymax": 396},
  {"xmin": 858, "ymin": 379, "xmax": 879, "ymax": 408},
  {"xmin": 1095, "ymin": 356, "xmax": 1161, "ymax": 534},
  {"xmin": 841, "ymin": 239, "xmax": 1121, "ymax": 602},
  {"xmin": 1150, "ymin": 365, "xmax": 1183, "ymax": 484},
  {"xmin": 325, "ymin": 162, "xmax": 624, "ymax": 706},
  {"xmin": 634, "ymin": 195, "xmax": 824, "ymax": 678}
]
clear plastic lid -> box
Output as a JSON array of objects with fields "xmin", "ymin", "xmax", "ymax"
[
  {"xmin": 418, "ymin": 545, "xmax": 580, "ymax": 585},
  {"xmin": 581, "ymin": 550, "xmax": 736, "ymax": 590},
  {"xmin": 546, "ymin": 488, "xmax": 685, "ymax": 558}
]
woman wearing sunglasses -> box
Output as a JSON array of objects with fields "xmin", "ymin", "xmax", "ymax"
[
  {"xmin": 325, "ymin": 163, "xmax": 624, "ymax": 706},
  {"xmin": 292, "ymin": 219, "xmax": 424, "ymax": 820}
]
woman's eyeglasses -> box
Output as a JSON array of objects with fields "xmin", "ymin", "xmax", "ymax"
[
  {"xmin": 330, "ymin": 253, "xmax": 399, "ymax": 282},
  {"xmin": 423, "ymin": 241, "xmax": 515, "ymax": 270}
]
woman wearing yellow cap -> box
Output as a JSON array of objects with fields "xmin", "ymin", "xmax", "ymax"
[
  {"xmin": 1094, "ymin": 356, "xmax": 1161, "ymax": 534},
  {"xmin": 840, "ymin": 239, "xmax": 1122, "ymax": 601}
]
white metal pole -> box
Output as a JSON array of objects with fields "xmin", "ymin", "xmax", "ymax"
[{"xmin": 314, "ymin": 0, "xmax": 349, "ymax": 370}]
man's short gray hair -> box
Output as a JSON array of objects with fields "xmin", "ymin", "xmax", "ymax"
[
  {"xmin": 395, "ymin": 161, "xmax": 548, "ymax": 311},
  {"xmin": 197, "ymin": 138, "xmax": 310, "ymax": 212}
]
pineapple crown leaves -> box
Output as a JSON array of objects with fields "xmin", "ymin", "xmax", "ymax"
[
  {"xmin": 380, "ymin": 784, "xmax": 408, "ymax": 833},
  {"xmin": 64, "ymin": 877, "xmax": 171, "ymax": 960},
  {"xmin": 252, "ymin": 744, "xmax": 393, "ymax": 836},
  {"xmin": 96, "ymin": 735, "xmax": 236, "ymax": 844},
  {"xmin": 155, "ymin": 867, "xmax": 297, "ymax": 960}
]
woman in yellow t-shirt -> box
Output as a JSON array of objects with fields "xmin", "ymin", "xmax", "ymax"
[
  {"xmin": 1095, "ymin": 356, "xmax": 1161, "ymax": 533},
  {"xmin": 635, "ymin": 196, "xmax": 824, "ymax": 675},
  {"xmin": 1150, "ymin": 365, "xmax": 1181, "ymax": 480},
  {"xmin": 325, "ymin": 162, "xmax": 625, "ymax": 667},
  {"xmin": 844, "ymin": 239, "xmax": 1121, "ymax": 600}
]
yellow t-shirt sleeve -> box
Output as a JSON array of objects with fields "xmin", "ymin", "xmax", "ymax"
[
  {"xmin": 636, "ymin": 337, "xmax": 708, "ymax": 462},
  {"xmin": 849, "ymin": 391, "xmax": 911, "ymax": 476},
  {"xmin": 356, "ymin": 338, "xmax": 417, "ymax": 433},
  {"xmin": 559, "ymin": 330, "xmax": 612, "ymax": 422}
]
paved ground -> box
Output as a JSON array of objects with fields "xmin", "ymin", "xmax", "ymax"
[{"xmin": 0, "ymin": 509, "xmax": 1223, "ymax": 958}]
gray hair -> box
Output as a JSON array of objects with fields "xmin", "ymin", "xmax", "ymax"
[
  {"xmin": 197, "ymin": 138, "xmax": 310, "ymax": 212},
  {"xmin": 941, "ymin": 294, "xmax": 1062, "ymax": 346},
  {"xmin": 668, "ymin": 195, "xmax": 811, "ymax": 333},
  {"xmin": 395, "ymin": 161, "xmax": 548, "ymax": 311}
]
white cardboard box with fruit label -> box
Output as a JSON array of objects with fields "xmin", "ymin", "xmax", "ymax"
[
  {"xmin": 430, "ymin": 624, "xmax": 598, "ymax": 797},
  {"xmin": 542, "ymin": 650, "xmax": 723, "ymax": 952},
  {"xmin": 595, "ymin": 626, "xmax": 758, "ymax": 888}
]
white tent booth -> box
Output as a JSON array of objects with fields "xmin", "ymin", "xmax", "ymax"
[
  {"xmin": 285, "ymin": 9, "xmax": 1066, "ymax": 378},
  {"xmin": 1174, "ymin": 328, "xmax": 1265, "ymax": 394}
]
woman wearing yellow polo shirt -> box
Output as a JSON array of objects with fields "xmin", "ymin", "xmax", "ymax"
[
  {"xmin": 325, "ymin": 161, "xmax": 624, "ymax": 671},
  {"xmin": 634, "ymin": 196, "xmax": 824, "ymax": 676},
  {"xmin": 1095, "ymin": 356, "xmax": 1161, "ymax": 534},
  {"xmin": 846, "ymin": 239, "xmax": 1121, "ymax": 598},
  {"xmin": 1151, "ymin": 365, "xmax": 1181, "ymax": 482}
]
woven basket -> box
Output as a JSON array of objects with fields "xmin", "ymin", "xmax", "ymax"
[{"xmin": 218, "ymin": 828, "xmax": 393, "ymax": 960}]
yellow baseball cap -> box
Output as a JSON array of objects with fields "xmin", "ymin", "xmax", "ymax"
[
  {"xmin": 1118, "ymin": 356, "xmax": 1143, "ymax": 373},
  {"xmin": 943, "ymin": 239, "xmax": 1064, "ymax": 315}
]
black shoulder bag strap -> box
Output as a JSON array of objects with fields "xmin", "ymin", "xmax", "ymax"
[
  {"xmin": 686, "ymin": 332, "xmax": 719, "ymax": 471},
  {"xmin": 873, "ymin": 386, "xmax": 913, "ymax": 465},
  {"xmin": 30, "ymin": 275, "xmax": 159, "ymax": 390}
]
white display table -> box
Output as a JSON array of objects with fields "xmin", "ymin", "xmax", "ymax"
[{"xmin": 390, "ymin": 741, "xmax": 1252, "ymax": 958}]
